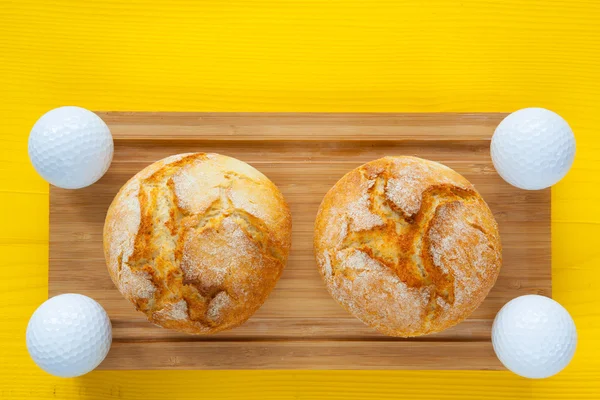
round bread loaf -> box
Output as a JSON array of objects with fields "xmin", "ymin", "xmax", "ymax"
[
  {"xmin": 103, "ymin": 153, "xmax": 292, "ymax": 334},
  {"xmin": 314, "ymin": 156, "xmax": 502, "ymax": 337}
]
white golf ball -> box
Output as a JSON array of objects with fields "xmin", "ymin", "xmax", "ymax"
[
  {"xmin": 26, "ymin": 294, "xmax": 112, "ymax": 378},
  {"xmin": 28, "ymin": 106, "xmax": 114, "ymax": 189},
  {"xmin": 491, "ymin": 108, "xmax": 575, "ymax": 190},
  {"xmin": 492, "ymin": 295, "xmax": 577, "ymax": 379}
]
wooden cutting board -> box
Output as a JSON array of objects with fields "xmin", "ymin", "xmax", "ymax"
[{"xmin": 49, "ymin": 113, "xmax": 551, "ymax": 370}]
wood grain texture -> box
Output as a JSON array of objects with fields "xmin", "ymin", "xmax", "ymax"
[
  {"xmin": 2, "ymin": 0, "xmax": 600, "ymax": 398},
  {"xmin": 49, "ymin": 113, "xmax": 550, "ymax": 370}
]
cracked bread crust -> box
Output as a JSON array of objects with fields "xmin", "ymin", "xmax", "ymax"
[
  {"xmin": 314, "ymin": 156, "xmax": 502, "ymax": 337},
  {"xmin": 103, "ymin": 153, "xmax": 292, "ymax": 334}
]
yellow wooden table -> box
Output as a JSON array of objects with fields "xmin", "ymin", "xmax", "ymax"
[{"xmin": 1, "ymin": 1, "xmax": 599, "ymax": 398}]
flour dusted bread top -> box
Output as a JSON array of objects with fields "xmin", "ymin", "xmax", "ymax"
[
  {"xmin": 103, "ymin": 153, "xmax": 292, "ymax": 334},
  {"xmin": 314, "ymin": 156, "xmax": 502, "ymax": 337}
]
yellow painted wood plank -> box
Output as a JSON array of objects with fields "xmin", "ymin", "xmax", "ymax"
[{"xmin": 0, "ymin": 0, "xmax": 599, "ymax": 398}]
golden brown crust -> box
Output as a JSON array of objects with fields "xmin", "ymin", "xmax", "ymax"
[
  {"xmin": 103, "ymin": 153, "xmax": 292, "ymax": 334},
  {"xmin": 314, "ymin": 156, "xmax": 502, "ymax": 337}
]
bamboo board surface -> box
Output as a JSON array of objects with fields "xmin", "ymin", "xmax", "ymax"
[{"xmin": 49, "ymin": 113, "xmax": 550, "ymax": 370}]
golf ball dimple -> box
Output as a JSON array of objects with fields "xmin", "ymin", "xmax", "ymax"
[
  {"xmin": 28, "ymin": 106, "xmax": 114, "ymax": 189},
  {"xmin": 26, "ymin": 294, "xmax": 112, "ymax": 378},
  {"xmin": 492, "ymin": 295, "xmax": 577, "ymax": 379},
  {"xmin": 491, "ymin": 108, "xmax": 575, "ymax": 190}
]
